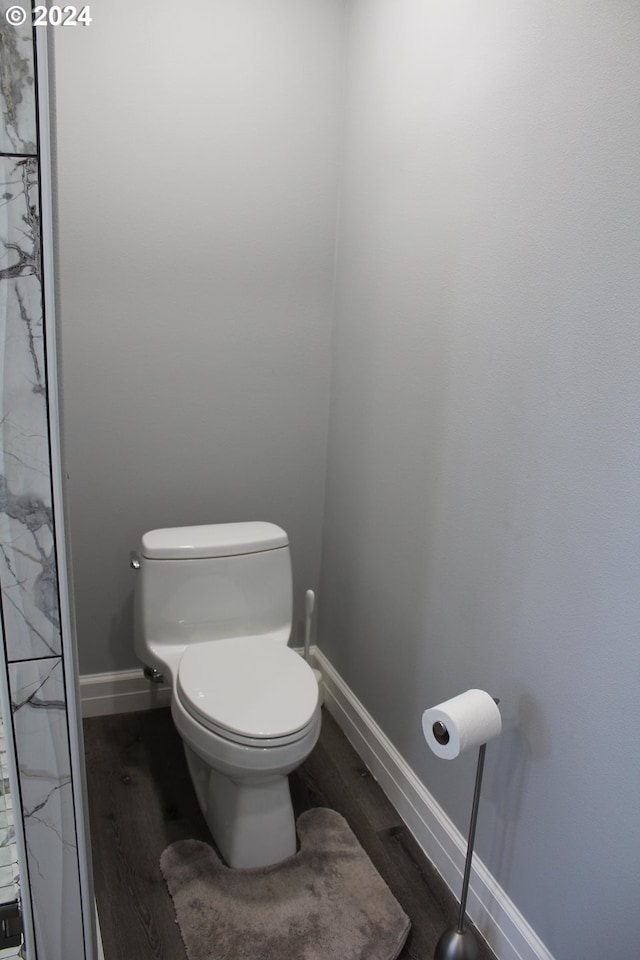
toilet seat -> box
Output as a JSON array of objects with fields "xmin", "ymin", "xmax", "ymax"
[{"xmin": 176, "ymin": 636, "xmax": 319, "ymax": 747}]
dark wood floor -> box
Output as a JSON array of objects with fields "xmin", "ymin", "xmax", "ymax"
[{"xmin": 83, "ymin": 707, "xmax": 497, "ymax": 960}]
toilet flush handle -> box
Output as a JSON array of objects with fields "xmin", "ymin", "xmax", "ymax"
[{"xmin": 130, "ymin": 551, "xmax": 140, "ymax": 570}]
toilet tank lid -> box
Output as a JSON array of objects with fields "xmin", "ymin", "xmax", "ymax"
[{"xmin": 140, "ymin": 522, "xmax": 288, "ymax": 560}]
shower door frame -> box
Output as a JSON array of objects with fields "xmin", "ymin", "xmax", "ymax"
[{"xmin": 0, "ymin": 15, "xmax": 97, "ymax": 960}]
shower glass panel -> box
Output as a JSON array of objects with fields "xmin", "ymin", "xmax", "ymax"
[{"xmin": 0, "ymin": 3, "xmax": 33, "ymax": 953}]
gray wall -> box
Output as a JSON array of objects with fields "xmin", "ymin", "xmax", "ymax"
[
  {"xmin": 54, "ymin": 0, "xmax": 345, "ymax": 673},
  {"xmin": 319, "ymin": 1, "xmax": 640, "ymax": 957}
]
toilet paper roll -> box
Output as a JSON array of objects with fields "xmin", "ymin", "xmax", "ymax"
[{"xmin": 422, "ymin": 689, "xmax": 501, "ymax": 760}]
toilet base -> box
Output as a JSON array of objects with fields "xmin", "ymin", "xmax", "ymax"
[{"xmin": 184, "ymin": 744, "xmax": 297, "ymax": 869}]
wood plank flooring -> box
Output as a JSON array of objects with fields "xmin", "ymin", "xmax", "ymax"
[{"xmin": 83, "ymin": 707, "xmax": 497, "ymax": 960}]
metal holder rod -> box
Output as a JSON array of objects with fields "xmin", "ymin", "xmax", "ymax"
[
  {"xmin": 434, "ymin": 744, "xmax": 486, "ymax": 960},
  {"xmin": 457, "ymin": 742, "xmax": 486, "ymax": 933}
]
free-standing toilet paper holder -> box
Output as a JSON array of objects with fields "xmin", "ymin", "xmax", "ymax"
[{"xmin": 432, "ymin": 699, "xmax": 500, "ymax": 960}]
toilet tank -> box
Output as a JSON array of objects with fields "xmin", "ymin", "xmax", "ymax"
[{"xmin": 133, "ymin": 522, "xmax": 293, "ymax": 671}]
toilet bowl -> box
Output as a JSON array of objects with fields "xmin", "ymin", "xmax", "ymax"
[{"xmin": 132, "ymin": 521, "xmax": 321, "ymax": 868}]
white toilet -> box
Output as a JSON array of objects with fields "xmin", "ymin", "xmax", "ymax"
[{"xmin": 132, "ymin": 521, "xmax": 321, "ymax": 869}]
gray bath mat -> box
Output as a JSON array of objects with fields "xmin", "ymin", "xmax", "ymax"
[{"xmin": 160, "ymin": 807, "xmax": 410, "ymax": 960}]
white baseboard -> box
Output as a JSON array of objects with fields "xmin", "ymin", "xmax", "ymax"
[
  {"xmin": 80, "ymin": 650, "xmax": 553, "ymax": 960},
  {"xmin": 313, "ymin": 648, "xmax": 554, "ymax": 960},
  {"xmin": 80, "ymin": 668, "xmax": 171, "ymax": 718}
]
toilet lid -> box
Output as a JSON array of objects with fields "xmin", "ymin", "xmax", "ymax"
[{"xmin": 176, "ymin": 636, "xmax": 319, "ymax": 741}]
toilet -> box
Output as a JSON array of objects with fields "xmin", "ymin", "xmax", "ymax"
[{"xmin": 132, "ymin": 521, "xmax": 321, "ymax": 869}]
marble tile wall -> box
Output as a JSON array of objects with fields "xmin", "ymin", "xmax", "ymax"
[
  {"xmin": 9, "ymin": 661, "xmax": 83, "ymax": 957},
  {"xmin": 0, "ymin": 711, "xmax": 22, "ymax": 960},
  {"xmin": 0, "ymin": 7, "xmax": 36, "ymax": 155},
  {"xmin": 0, "ymin": 154, "xmax": 61, "ymax": 664},
  {"xmin": 0, "ymin": 716, "xmax": 20, "ymax": 907},
  {"xmin": 1, "ymin": 8, "xmax": 89, "ymax": 959}
]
